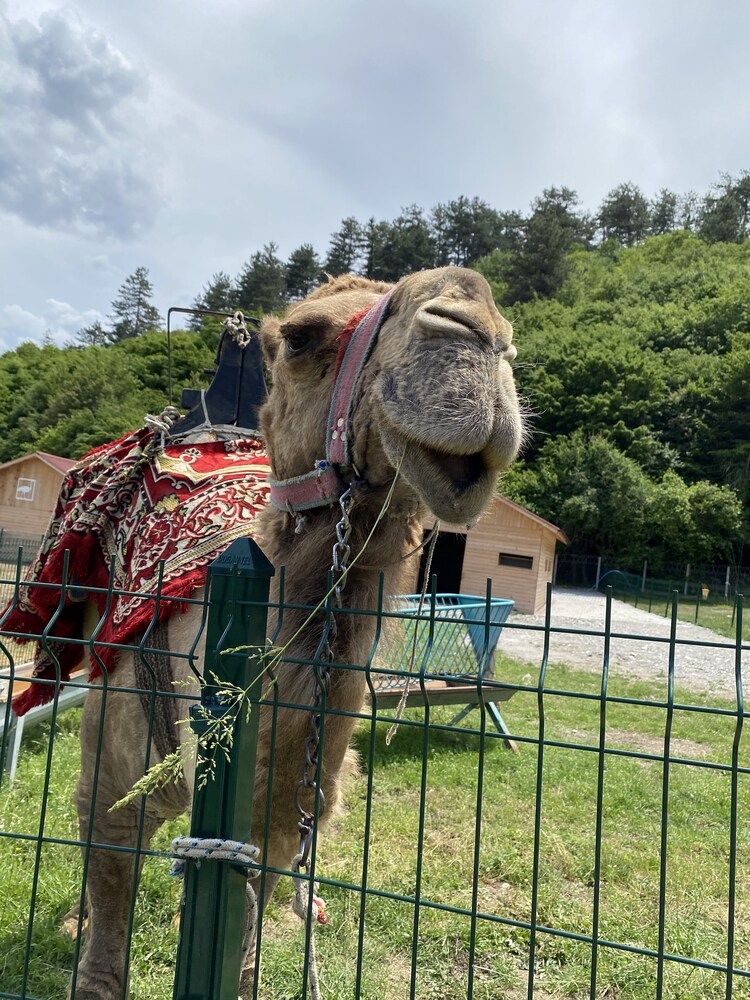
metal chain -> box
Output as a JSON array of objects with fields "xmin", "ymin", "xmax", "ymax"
[
  {"xmin": 331, "ymin": 486, "xmax": 354, "ymax": 607},
  {"xmin": 295, "ymin": 486, "xmax": 355, "ymax": 869}
]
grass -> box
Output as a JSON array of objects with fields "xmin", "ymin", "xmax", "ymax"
[
  {"xmin": 613, "ymin": 587, "xmax": 748, "ymax": 643},
  {"xmin": 1, "ymin": 652, "xmax": 749, "ymax": 999},
  {"xmin": 686, "ymin": 600, "xmax": 748, "ymax": 642}
]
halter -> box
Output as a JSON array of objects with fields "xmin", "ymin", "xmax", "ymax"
[{"xmin": 268, "ymin": 289, "xmax": 394, "ymax": 513}]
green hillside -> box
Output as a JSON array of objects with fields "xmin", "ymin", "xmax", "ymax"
[
  {"xmin": 491, "ymin": 233, "xmax": 749, "ymax": 568},
  {"xmin": 0, "ymin": 327, "xmax": 219, "ymax": 463}
]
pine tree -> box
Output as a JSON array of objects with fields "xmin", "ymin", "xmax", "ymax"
[
  {"xmin": 188, "ymin": 272, "xmax": 236, "ymax": 330},
  {"xmin": 504, "ymin": 187, "xmax": 594, "ymax": 302},
  {"xmin": 390, "ymin": 205, "xmax": 436, "ymax": 275},
  {"xmin": 677, "ymin": 191, "xmax": 701, "ymax": 231},
  {"xmin": 324, "ymin": 218, "xmax": 365, "ymax": 275},
  {"xmin": 429, "ymin": 203, "xmax": 452, "ymax": 267},
  {"xmin": 598, "ymin": 183, "xmax": 651, "ymax": 246},
  {"xmin": 699, "ymin": 172, "xmax": 750, "ymax": 243},
  {"xmin": 235, "ymin": 243, "xmax": 288, "ymax": 313},
  {"xmin": 286, "ymin": 245, "xmax": 323, "ymax": 300},
  {"xmin": 75, "ymin": 320, "xmax": 108, "ymax": 347},
  {"xmin": 107, "ymin": 267, "xmax": 162, "ymax": 341},
  {"xmin": 361, "ymin": 218, "xmax": 399, "ymax": 281},
  {"xmin": 650, "ymin": 189, "xmax": 678, "ymax": 235},
  {"xmin": 434, "ymin": 197, "xmax": 506, "ymax": 266}
]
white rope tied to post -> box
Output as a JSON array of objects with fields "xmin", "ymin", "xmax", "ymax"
[
  {"xmin": 169, "ymin": 836, "xmax": 260, "ymax": 877},
  {"xmin": 291, "ymin": 853, "xmax": 328, "ymax": 1000},
  {"xmin": 170, "ymin": 836, "xmax": 261, "ymax": 993}
]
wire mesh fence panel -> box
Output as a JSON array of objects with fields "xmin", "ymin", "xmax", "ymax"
[
  {"xmin": 553, "ymin": 553, "xmax": 601, "ymax": 588},
  {"xmin": 1, "ymin": 559, "xmax": 749, "ymax": 1000},
  {"xmin": 0, "ymin": 543, "xmax": 40, "ymax": 668},
  {"xmin": 0, "ymin": 531, "xmax": 43, "ymax": 565}
]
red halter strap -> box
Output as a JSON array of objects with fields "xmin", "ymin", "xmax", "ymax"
[{"xmin": 268, "ymin": 290, "xmax": 393, "ymax": 513}]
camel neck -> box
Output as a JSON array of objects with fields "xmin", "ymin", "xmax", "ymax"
[{"xmin": 258, "ymin": 502, "xmax": 419, "ymax": 651}]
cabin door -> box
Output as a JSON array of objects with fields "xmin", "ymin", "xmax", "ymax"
[{"xmin": 416, "ymin": 530, "xmax": 467, "ymax": 594}]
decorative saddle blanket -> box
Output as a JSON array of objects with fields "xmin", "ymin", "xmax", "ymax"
[{"xmin": 3, "ymin": 427, "xmax": 271, "ymax": 716}]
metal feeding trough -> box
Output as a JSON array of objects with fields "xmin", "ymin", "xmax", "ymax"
[{"xmin": 373, "ymin": 593, "xmax": 517, "ymax": 748}]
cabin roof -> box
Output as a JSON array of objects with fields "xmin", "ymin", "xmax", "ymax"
[
  {"xmin": 494, "ymin": 494, "xmax": 570, "ymax": 545},
  {"xmin": 0, "ymin": 450, "xmax": 77, "ymax": 475}
]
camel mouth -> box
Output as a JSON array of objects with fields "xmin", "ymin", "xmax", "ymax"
[
  {"xmin": 379, "ymin": 421, "xmax": 499, "ymax": 522},
  {"xmin": 417, "ymin": 444, "xmax": 487, "ymax": 493}
]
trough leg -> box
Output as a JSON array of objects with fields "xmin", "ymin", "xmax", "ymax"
[
  {"xmin": 446, "ymin": 701, "xmax": 519, "ymax": 752},
  {"xmin": 485, "ymin": 701, "xmax": 519, "ymax": 753}
]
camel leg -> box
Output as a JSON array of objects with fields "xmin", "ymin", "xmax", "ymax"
[
  {"xmin": 68, "ymin": 681, "xmax": 178, "ymax": 1000},
  {"xmin": 69, "ymin": 778, "xmax": 164, "ymax": 1000}
]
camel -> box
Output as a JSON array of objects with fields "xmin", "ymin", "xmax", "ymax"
[{"xmin": 57, "ymin": 267, "xmax": 524, "ymax": 998}]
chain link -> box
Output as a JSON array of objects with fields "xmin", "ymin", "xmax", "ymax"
[{"xmin": 295, "ymin": 487, "xmax": 355, "ymax": 869}]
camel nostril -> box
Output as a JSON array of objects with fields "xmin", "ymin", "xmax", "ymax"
[{"xmin": 417, "ymin": 305, "xmax": 493, "ymax": 347}]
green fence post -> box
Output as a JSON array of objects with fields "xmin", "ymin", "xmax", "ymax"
[{"xmin": 173, "ymin": 537, "xmax": 274, "ymax": 1000}]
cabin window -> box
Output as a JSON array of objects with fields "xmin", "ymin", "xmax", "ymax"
[
  {"xmin": 499, "ymin": 552, "xmax": 533, "ymax": 571},
  {"xmin": 16, "ymin": 478, "xmax": 36, "ymax": 502}
]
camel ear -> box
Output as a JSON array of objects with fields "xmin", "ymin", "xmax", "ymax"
[{"xmin": 259, "ymin": 317, "xmax": 281, "ymax": 366}]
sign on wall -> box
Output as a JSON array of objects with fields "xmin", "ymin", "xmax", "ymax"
[{"xmin": 16, "ymin": 478, "xmax": 36, "ymax": 502}]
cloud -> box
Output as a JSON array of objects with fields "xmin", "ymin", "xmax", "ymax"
[
  {"xmin": 0, "ymin": 6, "xmax": 161, "ymax": 238},
  {"xmin": 0, "ymin": 298, "xmax": 103, "ymax": 350}
]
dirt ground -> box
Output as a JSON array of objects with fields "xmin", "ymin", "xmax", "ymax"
[{"xmin": 498, "ymin": 587, "xmax": 747, "ymax": 697}]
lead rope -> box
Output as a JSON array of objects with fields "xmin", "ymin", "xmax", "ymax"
[{"xmin": 292, "ymin": 485, "xmax": 355, "ymax": 999}]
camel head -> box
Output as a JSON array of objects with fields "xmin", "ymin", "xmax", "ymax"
[{"xmin": 259, "ymin": 267, "xmax": 524, "ymax": 525}]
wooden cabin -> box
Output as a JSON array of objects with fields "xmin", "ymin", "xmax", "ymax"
[
  {"xmin": 0, "ymin": 451, "xmax": 76, "ymax": 538},
  {"xmin": 417, "ymin": 495, "xmax": 569, "ymax": 615}
]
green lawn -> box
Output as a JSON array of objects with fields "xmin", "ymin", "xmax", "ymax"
[
  {"xmin": 1, "ymin": 653, "xmax": 749, "ymax": 999},
  {"xmin": 688, "ymin": 601, "xmax": 749, "ymax": 642},
  {"xmin": 616, "ymin": 588, "xmax": 748, "ymax": 643}
]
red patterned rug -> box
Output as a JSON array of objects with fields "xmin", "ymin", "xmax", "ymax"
[{"xmin": 2, "ymin": 428, "xmax": 271, "ymax": 715}]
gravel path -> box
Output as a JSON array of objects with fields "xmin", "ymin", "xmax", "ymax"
[{"xmin": 499, "ymin": 588, "xmax": 747, "ymax": 696}]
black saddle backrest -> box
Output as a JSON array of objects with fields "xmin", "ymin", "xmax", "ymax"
[{"xmin": 168, "ymin": 319, "xmax": 268, "ymax": 437}]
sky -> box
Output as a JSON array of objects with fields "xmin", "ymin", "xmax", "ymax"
[{"xmin": 1, "ymin": 0, "xmax": 749, "ymax": 353}]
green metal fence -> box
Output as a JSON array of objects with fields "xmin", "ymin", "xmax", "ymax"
[
  {"xmin": 600, "ymin": 569, "xmax": 749, "ymax": 638},
  {"xmin": 0, "ymin": 531, "xmax": 43, "ymax": 567},
  {"xmin": 556, "ymin": 553, "xmax": 750, "ymax": 600},
  {"xmin": 0, "ymin": 544, "xmax": 748, "ymax": 999}
]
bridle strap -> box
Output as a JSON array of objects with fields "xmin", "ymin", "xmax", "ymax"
[
  {"xmin": 268, "ymin": 460, "xmax": 343, "ymax": 512},
  {"xmin": 269, "ymin": 290, "xmax": 394, "ymax": 513},
  {"xmin": 326, "ymin": 290, "xmax": 393, "ymax": 468}
]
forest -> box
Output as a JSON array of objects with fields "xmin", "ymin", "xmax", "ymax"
[{"xmin": 1, "ymin": 175, "xmax": 748, "ymax": 570}]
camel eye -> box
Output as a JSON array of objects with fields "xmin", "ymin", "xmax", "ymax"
[{"xmin": 282, "ymin": 326, "xmax": 312, "ymax": 357}]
